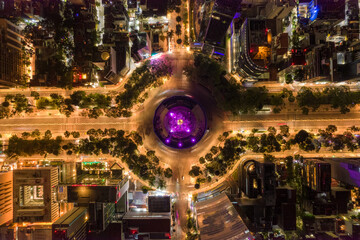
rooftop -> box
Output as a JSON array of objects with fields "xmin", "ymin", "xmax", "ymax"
[{"xmin": 195, "ymin": 193, "xmax": 254, "ymax": 240}]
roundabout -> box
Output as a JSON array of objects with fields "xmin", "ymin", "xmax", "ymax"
[{"xmin": 153, "ymin": 96, "xmax": 207, "ymax": 149}]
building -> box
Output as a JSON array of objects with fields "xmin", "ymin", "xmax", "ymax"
[
  {"xmin": 304, "ymin": 159, "xmax": 331, "ymax": 193},
  {"xmin": 52, "ymin": 207, "xmax": 88, "ymax": 240},
  {"xmin": 0, "ymin": 18, "xmax": 27, "ymax": 87},
  {"xmin": 17, "ymin": 223, "xmax": 53, "ymax": 240},
  {"xmin": 148, "ymin": 196, "xmax": 170, "ymax": 213},
  {"xmin": 140, "ymin": 0, "xmax": 168, "ymax": 17},
  {"xmin": 102, "ymin": 1, "xmax": 132, "ymax": 84},
  {"xmin": 13, "ymin": 167, "xmax": 59, "ymax": 223},
  {"xmin": 123, "ymin": 212, "xmax": 171, "ymax": 240},
  {"xmin": 0, "ymin": 171, "xmax": 13, "ymax": 226},
  {"xmin": 239, "ymin": 160, "xmax": 276, "ymax": 231},
  {"xmin": 323, "ymin": 158, "xmax": 360, "ymax": 187},
  {"xmin": 202, "ymin": 0, "xmax": 240, "ymax": 47},
  {"xmin": 237, "ymin": 18, "xmax": 269, "ymax": 79},
  {"xmin": 123, "ymin": 193, "xmax": 172, "ymax": 240},
  {"xmin": 265, "ymin": 0, "xmax": 295, "ymax": 20},
  {"xmin": 275, "ymin": 187, "xmax": 296, "ymax": 231},
  {"xmin": 307, "ymin": 0, "xmax": 345, "ymax": 26},
  {"xmin": 63, "ymin": 169, "xmax": 129, "ymax": 233},
  {"xmin": 195, "ymin": 192, "xmax": 253, "ymax": 240}
]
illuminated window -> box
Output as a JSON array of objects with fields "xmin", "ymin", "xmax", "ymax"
[{"xmin": 19, "ymin": 185, "xmax": 44, "ymax": 206}]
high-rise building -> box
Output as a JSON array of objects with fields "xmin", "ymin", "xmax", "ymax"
[
  {"xmin": 0, "ymin": 18, "xmax": 26, "ymax": 87},
  {"xmin": 13, "ymin": 167, "xmax": 59, "ymax": 223},
  {"xmin": 0, "ymin": 171, "xmax": 13, "ymax": 226},
  {"xmin": 304, "ymin": 159, "xmax": 331, "ymax": 193}
]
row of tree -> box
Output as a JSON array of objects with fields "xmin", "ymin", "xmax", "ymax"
[
  {"xmin": 6, "ymin": 129, "xmax": 171, "ymax": 189},
  {"xmin": 190, "ymin": 124, "xmax": 360, "ymax": 189},
  {"xmin": 185, "ymin": 54, "xmax": 288, "ymax": 114},
  {"xmin": 296, "ymin": 86, "xmax": 360, "ymax": 114},
  {"xmin": 186, "ymin": 53, "xmax": 360, "ymax": 115},
  {"xmin": 0, "ymin": 58, "xmax": 173, "ymax": 120}
]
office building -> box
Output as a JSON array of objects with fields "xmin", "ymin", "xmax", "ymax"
[
  {"xmin": 304, "ymin": 159, "xmax": 331, "ymax": 193},
  {"xmin": 0, "ymin": 171, "xmax": 13, "ymax": 226},
  {"xmin": 13, "ymin": 167, "xmax": 59, "ymax": 223},
  {"xmin": 0, "ymin": 18, "xmax": 26, "ymax": 87}
]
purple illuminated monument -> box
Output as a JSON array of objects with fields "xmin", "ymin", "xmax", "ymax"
[{"xmin": 153, "ymin": 96, "xmax": 207, "ymax": 149}]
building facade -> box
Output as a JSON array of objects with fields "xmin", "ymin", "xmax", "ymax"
[{"xmin": 13, "ymin": 167, "xmax": 59, "ymax": 223}]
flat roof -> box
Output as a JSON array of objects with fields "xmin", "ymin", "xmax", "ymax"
[
  {"xmin": 123, "ymin": 211, "xmax": 170, "ymax": 220},
  {"xmin": 195, "ymin": 193, "xmax": 253, "ymax": 240}
]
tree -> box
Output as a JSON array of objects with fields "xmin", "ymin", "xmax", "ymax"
[
  {"xmin": 71, "ymin": 131, "xmax": 80, "ymax": 138},
  {"xmin": 157, "ymin": 178, "xmax": 166, "ymax": 189},
  {"xmin": 295, "ymin": 130, "xmax": 309, "ymax": 144},
  {"xmin": 177, "ymin": 39, "xmax": 182, "ymax": 44},
  {"xmin": 2, "ymin": 102, "xmax": 9, "ymax": 108},
  {"xmin": 189, "ymin": 166, "xmax": 201, "ymax": 177},
  {"xmin": 285, "ymin": 73, "xmax": 293, "ymax": 84},
  {"xmin": 141, "ymin": 186, "xmax": 151, "ymax": 194},
  {"xmin": 293, "ymin": 68, "xmax": 305, "ymax": 82},
  {"xmin": 176, "ymin": 16, "xmax": 182, "ymax": 22},
  {"xmin": 350, "ymin": 126, "xmax": 360, "ymax": 132},
  {"xmin": 21, "ymin": 132, "xmax": 31, "ymax": 139},
  {"xmin": 296, "ymin": 87, "xmax": 321, "ymax": 112},
  {"xmin": 210, "ymin": 146, "xmax": 219, "ymax": 155},
  {"xmin": 267, "ymin": 126, "xmax": 277, "ymax": 135},
  {"xmin": 326, "ymin": 125, "xmax": 337, "ymax": 134},
  {"xmin": 194, "ymin": 183, "xmax": 200, "ymax": 189},
  {"xmin": 31, "ymin": 129, "xmax": 41, "ymax": 139},
  {"xmin": 129, "ymin": 131, "xmax": 143, "ymax": 145},
  {"xmin": 44, "ymin": 130, "xmax": 52, "ymax": 140},
  {"xmin": 280, "ymin": 125, "xmax": 290, "ymax": 137},
  {"xmin": 175, "ymin": 7, "xmax": 181, "ymax": 13},
  {"xmin": 70, "ymin": 91, "xmax": 86, "ymax": 106},
  {"xmin": 164, "ymin": 168, "xmax": 173, "ymax": 178},
  {"xmin": 31, "ymin": 91, "xmax": 40, "ymax": 100},
  {"xmin": 168, "ymin": 30, "xmax": 174, "ymax": 40},
  {"xmin": 176, "ymin": 25, "xmax": 182, "ymax": 36},
  {"xmin": 64, "ymin": 131, "xmax": 71, "ymax": 138}
]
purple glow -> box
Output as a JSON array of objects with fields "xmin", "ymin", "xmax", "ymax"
[
  {"xmin": 153, "ymin": 96, "xmax": 207, "ymax": 149},
  {"xmin": 164, "ymin": 106, "xmax": 196, "ymax": 139}
]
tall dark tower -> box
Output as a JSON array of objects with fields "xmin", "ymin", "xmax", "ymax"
[{"xmin": 202, "ymin": 0, "xmax": 241, "ymax": 47}]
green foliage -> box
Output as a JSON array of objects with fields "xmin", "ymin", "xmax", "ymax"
[
  {"xmin": 297, "ymin": 86, "xmax": 359, "ymax": 114},
  {"xmin": 6, "ymin": 134, "xmax": 62, "ymax": 157},
  {"xmin": 189, "ymin": 54, "xmax": 283, "ymax": 114},
  {"xmin": 164, "ymin": 168, "xmax": 173, "ymax": 178},
  {"xmin": 30, "ymin": 91, "xmax": 40, "ymax": 100},
  {"xmin": 189, "ymin": 166, "xmax": 202, "ymax": 177},
  {"xmin": 114, "ymin": 59, "xmax": 172, "ymax": 117},
  {"xmin": 285, "ymin": 73, "xmax": 293, "ymax": 84}
]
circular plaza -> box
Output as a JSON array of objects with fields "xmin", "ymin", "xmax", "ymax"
[{"xmin": 153, "ymin": 96, "xmax": 207, "ymax": 149}]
